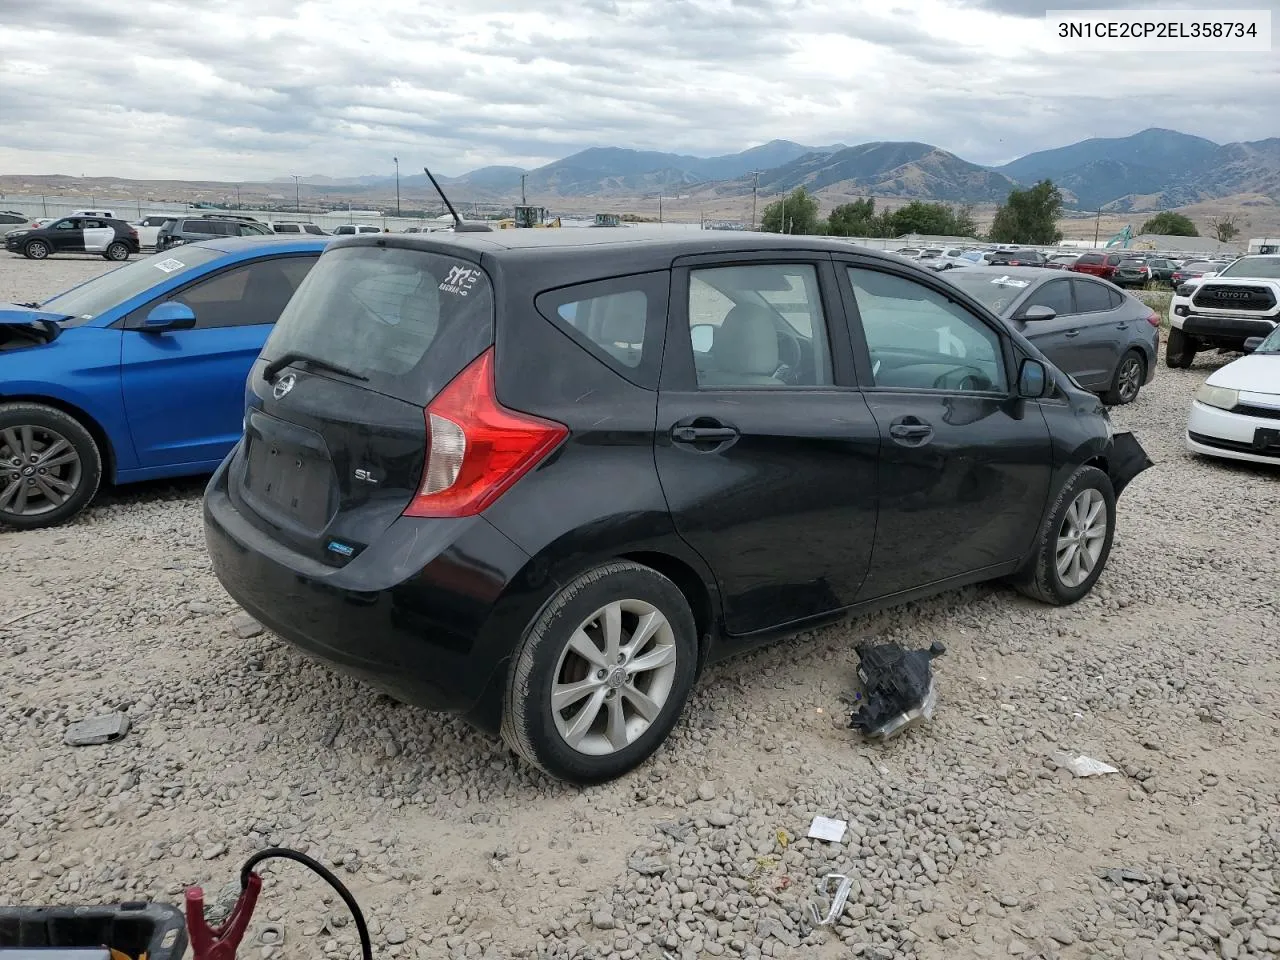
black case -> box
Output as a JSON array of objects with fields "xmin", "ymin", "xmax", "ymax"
[{"xmin": 0, "ymin": 902, "xmax": 187, "ymax": 960}]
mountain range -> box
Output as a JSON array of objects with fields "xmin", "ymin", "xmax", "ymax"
[{"xmin": 289, "ymin": 128, "xmax": 1279, "ymax": 213}]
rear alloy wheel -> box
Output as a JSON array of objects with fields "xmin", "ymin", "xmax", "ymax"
[
  {"xmin": 105, "ymin": 241, "xmax": 130, "ymax": 261},
  {"xmin": 502, "ymin": 561, "xmax": 698, "ymax": 784},
  {"xmin": 0, "ymin": 403, "xmax": 103, "ymax": 530},
  {"xmin": 1012, "ymin": 465, "xmax": 1115, "ymax": 606},
  {"xmin": 23, "ymin": 239, "xmax": 50, "ymax": 260},
  {"xmin": 1103, "ymin": 350, "xmax": 1145, "ymax": 405},
  {"xmin": 1165, "ymin": 328, "xmax": 1196, "ymax": 369}
]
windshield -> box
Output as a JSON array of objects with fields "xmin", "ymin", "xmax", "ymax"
[
  {"xmin": 40, "ymin": 247, "xmax": 224, "ymax": 325},
  {"xmin": 1219, "ymin": 256, "xmax": 1280, "ymax": 279},
  {"xmin": 1255, "ymin": 327, "xmax": 1280, "ymax": 354},
  {"xmin": 262, "ymin": 245, "xmax": 495, "ymax": 405},
  {"xmin": 942, "ymin": 270, "xmax": 1032, "ymax": 315}
]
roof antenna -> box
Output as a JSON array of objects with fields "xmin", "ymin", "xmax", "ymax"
[{"xmin": 424, "ymin": 166, "xmax": 492, "ymax": 232}]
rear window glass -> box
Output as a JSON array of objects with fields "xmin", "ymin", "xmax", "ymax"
[
  {"xmin": 1077, "ymin": 254, "xmax": 1103, "ymax": 264},
  {"xmin": 262, "ymin": 246, "xmax": 494, "ymax": 405}
]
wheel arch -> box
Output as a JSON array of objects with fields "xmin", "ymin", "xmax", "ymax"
[
  {"xmin": 0, "ymin": 393, "xmax": 118, "ymax": 482},
  {"xmin": 618, "ymin": 549, "xmax": 718, "ymax": 667}
]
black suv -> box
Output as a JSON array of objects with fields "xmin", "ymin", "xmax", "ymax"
[
  {"xmin": 204, "ymin": 232, "xmax": 1150, "ymax": 784},
  {"xmin": 156, "ymin": 217, "xmax": 274, "ymax": 250},
  {"xmin": 4, "ymin": 216, "xmax": 140, "ymax": 261}
]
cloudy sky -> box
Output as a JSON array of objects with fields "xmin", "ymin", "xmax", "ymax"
[{"xmin": 0, "ymin": 0, "xmax": 1276, "ymax": 181}]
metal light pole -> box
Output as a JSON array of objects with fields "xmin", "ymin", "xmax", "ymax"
[
  {"xmin": 394, "ymin": 157, "xmax": 400, "ymax": 217},
  {"xmin": 235, "ymin": 184, "xmax": 241, "ymax": 211},
  {"xmin": 751, "ymin": 171, "xmax": 759, "ymax": 231},
  {"xmin": 293, "ymin": 176, "xmax": 301, "ymax": 213},
  {"xmin": 658, "ymin": 195, "xmax": 663, "ymax": 223},
  {"xmin": 1094, "ymin": 206, "xmax": 1102, "ymax": 246},
  {"xmin": 521, "ymin": 173, "xmax": 527, "ymax": 205}
]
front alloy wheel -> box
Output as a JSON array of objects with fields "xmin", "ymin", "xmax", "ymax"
[
  {"xmin": 1011, "ymin": 464, "xmax": 1116, "ymax": 605},
  {"xmin": 0, "ymin": 403, "xmax": 103, "ymax": 530},
  {"xmin": 1055, "ymin": 488, "xmax": 1107, "ymax": 588},
  {"xmin": 503, "ymin": 561, "xmax": 698, "ymax": 784}
]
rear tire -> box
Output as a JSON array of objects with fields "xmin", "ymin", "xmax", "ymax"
[
  {"xmin": 0, "ymin": 402, "xmax": 103, "ymax": 530},
  {"xmin": 1103, "ymin": 349, "xmax": 1145, "ymax": 405},
  {"xmin": 23, "ymin": 239, "xmax": 50, "ymax": 260},
  {"xmin": 105, "ymin": 241, "xmax": 130, "ymax": 261},
  {"xmin": 502, "ymin": 561, "xmax": 698, "ymax": 784},
  {"xmin": 1011, "ymin": 465, "xmax": 1115, "ymax": 606},
  {"xmin": 1165, "ymin": 328, "xmax": 1196, "ymax": 368}
]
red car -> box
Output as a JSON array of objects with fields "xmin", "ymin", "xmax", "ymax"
[{"xmin": 1071, "ymin": 251, "xmax": 1127, "ymax": 279}]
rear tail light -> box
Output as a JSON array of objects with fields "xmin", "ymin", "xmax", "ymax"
[
  {"xmin": 403, "ymin": 348, "xmax": 567, "ymax": 518},
  {"xmin": 1145, "ymin": 310, "xmax": 1161, "ymax": 327}
]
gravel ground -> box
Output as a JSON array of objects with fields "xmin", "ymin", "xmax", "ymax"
[{"xmin": 3, "ymin": 254, "xmax": 1278, "ymax": 960}]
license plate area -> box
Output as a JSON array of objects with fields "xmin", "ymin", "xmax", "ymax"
[
  {"xmin": 242, "ymin": 412, "xmax": 336, "ymax": 531},
  {"xmin": 1253, "ymin": 427, "xmax": 1280, "ymax": 451}
]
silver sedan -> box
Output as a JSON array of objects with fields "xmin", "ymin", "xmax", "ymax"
[{"xmin": 943, "ymin": 266, "xmax": 1161, "ymax": 404}]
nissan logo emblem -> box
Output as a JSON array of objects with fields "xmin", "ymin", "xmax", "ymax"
[{"xmin": 272, "ymin": 373, "xmax": 296, "ymax": 400}]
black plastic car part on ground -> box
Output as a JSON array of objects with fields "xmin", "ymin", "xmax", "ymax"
[
  {"xmin": 204, "ymin": 230, "xmax": 1151, "ymax": 784},
  {"xmin": 3, "ymin": 216, "xmax": 140, "ymax": 261}
]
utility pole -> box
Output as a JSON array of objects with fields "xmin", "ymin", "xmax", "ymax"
[
  {"xmin": 658, "ymin": 195, "xmax": 663, "ymax": 223},
  {"xmin": 394, "ymin": 157, "xmax": 400, "ymax": 217},
  {"xmin": 780, "ymin": 193, "xmax": 787, "ymax": 234},
  {"xmin": 293, "ymin": 176, "xmax": 301, "ymax": 213},
  {"xmin": 1094, "ymin": 206, "xmax": 1102, "ymax": 246},
  {"xmin": 235, "ymin": 184, "xmax": 241, "ymax": 210},
  {"xmin": 521, "ymin": 174, "xmax": 527, "ymax": 205},
  {"xmin": 751, "ymin": 171, "xmax": 759, "ymax": 231}
]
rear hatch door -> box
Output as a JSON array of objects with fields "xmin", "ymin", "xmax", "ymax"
[{"xmin": 228, "ymin": 241, "xmax": 495, "ymax": 564}]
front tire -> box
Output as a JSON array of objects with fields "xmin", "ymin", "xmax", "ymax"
[
  {"xmin": 502, "ymin": 561, "xmax": 698, "ymax": 784},
  {"xmin": 23, "ymin": 239, "xmax": 50, "ymax": 260},
  {"xmin": 105, "ymin": 241, "xmax": 130, "ymax": 261},
  {"xmin": 1012, "ymin": 466, "xmax": 1116, "ymax": 606},
  {"xmin": 0, "ymin": 403, "xmax": 103, "ymax": 530},
  {"xmin": 1103, "ymin": 349, "xmax": 1145, "ymax": 405},
  {"xmin": 1165, "ymin": 328, "xmax": 1196, "ymax": 368}
]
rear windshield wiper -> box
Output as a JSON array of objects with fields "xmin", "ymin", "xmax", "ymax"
[{"xmin": 263, "ymin": 351, "xmax": 369, "ymax": 383}]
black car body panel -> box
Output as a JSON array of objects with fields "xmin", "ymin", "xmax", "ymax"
[
  {"xmin": 204, "ymin": 231, "xmax": 1149, "ymax": 736},
  {"xmin": 4, "ymin": 216, "xmax": 139, "ymax": 257}
]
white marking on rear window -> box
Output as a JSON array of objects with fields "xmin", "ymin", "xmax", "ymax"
[
  {"xmin": 154, "ymin": 258, "xmax": 185, "ymax": 273},
  {"xmin": 438, "ymin": 264, "xmax": 480, "ymax": 297},
  {"xmin": 991, "ymin": 275, "xmax": 1030, "ymax": 288}
]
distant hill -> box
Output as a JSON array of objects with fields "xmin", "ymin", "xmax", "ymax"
[{"xmin": 739, "ymin": 142, "xmax": 1018, "ymax": 203}]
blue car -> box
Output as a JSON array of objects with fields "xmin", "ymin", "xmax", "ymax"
[{"xmin": 0, "ymin": 236, "xmax": 329, "ymax": 529}]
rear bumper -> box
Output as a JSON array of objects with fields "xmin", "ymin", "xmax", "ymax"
[{"xmin": 202, "ymin": 455, "xmax": 541, "ymax": 724}]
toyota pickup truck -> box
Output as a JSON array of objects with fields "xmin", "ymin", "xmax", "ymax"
[{"xmin": 1166, "ymin": 255, "xmax": 1280, "ymax": 368}]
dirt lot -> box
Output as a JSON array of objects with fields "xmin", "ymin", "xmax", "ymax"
[{"xmin": 2, "ymin": 254, "xmax": 1277, "ymax": 960}]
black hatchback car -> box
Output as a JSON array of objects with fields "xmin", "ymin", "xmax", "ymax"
[
  {"xmin": 4, "ymin": 215, "xmax": 140, "ymax": 261},
  {"xmin": 204, "ymin": 232, "xmax": 1150, "ymax": 784}
]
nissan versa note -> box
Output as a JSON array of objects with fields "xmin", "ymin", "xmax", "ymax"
[{"xmin": 204, "ymin": 231, "xmax": 1151, "ymax": 784}]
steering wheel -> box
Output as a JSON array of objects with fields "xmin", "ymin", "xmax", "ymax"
[
  {"xmin": 773, "ymin": 329, "xmax": 804, "ymax": 383},
  {"xmin": 932, "ymin": 364, "xmax": 993, "ymax": 392}
]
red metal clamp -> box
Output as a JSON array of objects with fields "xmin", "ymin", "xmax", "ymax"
[{"xmin": 185, "ymin": 873, "xmax": 263, "ymax": 960}]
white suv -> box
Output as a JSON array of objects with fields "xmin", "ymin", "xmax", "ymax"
[
  {"xmin": 331, "ymin": 224, "xmax": 383, "ymax": 236},
  {"xmin": 1167, "ymin": 255, "xmax": 1280, "ymax": 368}
]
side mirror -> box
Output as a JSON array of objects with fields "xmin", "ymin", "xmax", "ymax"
[
  {"xmin": 142, "ymin": 301, "xmax": 196, "ymax": 332},
  {"xmin": 1243, "ymin": 336, "xmax": 1263, "ymax": 353},
  {"xmin": 1021, "ymin": 304, "xmax": 1057, "ymax": 322},
  {"xmin": 690, "ymin": 324, "xmax": 714, "ymax": 353},
  {"xmin": 1017, "ymin": 358, "xmax": 1049, "ymax": 399}
]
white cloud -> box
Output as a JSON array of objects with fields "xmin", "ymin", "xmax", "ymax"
[{"xmin": 0, "ymin": 0, "xmax": 1275, "ymax": 180}]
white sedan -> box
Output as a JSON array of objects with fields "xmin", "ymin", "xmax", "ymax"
[{"xmin": 1186, "ymin": 328, "xmax": 1280, "ymax": 466}]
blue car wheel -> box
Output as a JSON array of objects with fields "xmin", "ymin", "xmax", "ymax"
[{"xmin": 0, "ymin": 402, "xmax": 103, "ymax": 530}]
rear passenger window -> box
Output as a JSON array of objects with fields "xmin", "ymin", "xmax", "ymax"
[
  {"xmin": 687, "ymin": 263, "xmax": 832, "ymax": 387},
  {"xmin": 1072, "ymin": 279, "xmax": 1112, "ymax": 313},
  {"xmin": 535, "ymin": 272, "xmax": 669, "ymax": 388}
]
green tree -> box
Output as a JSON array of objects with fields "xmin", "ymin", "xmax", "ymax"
[
  {"xmin": 989, "ymin": 180, "xmax": 1064, "ymax": 245},
  {"xmin": 1209, "ymin": 215, "xmax": 1240, "ymax": 243},
  {"xmin": 826, "ymin": 198, "xmax": 879, "ymax": 236},
  {"xmin": 760, "ymin": 187, "xmax": 820, "ymax": 235},
  {"xmin": 882, "ymin": 201, "xmax": 977, "ymax": 238},
  {"xmin": 1138, "ymin": 211, "xmax": 1199, "ymax": 237}
]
